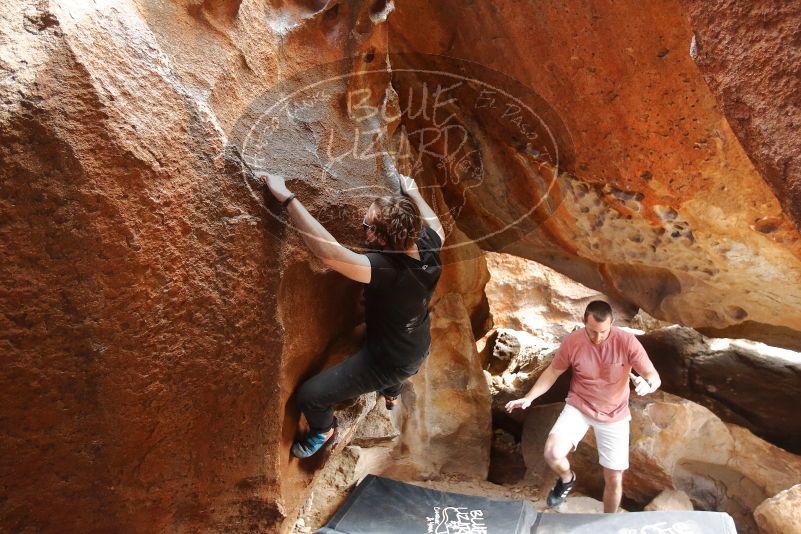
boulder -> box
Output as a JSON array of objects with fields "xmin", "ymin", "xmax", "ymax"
[
  {"xmin": 557, "ymin": 392, "xmax": 801, "ymax": 533},
  {"xmin": 1, "ymin": 1, "xmax": 395, "ymax": 532},
  {"xmin": 293, "ymin": 445, "xmax": 395, "ymax": 532},
  {"xmin": 294, "ymin": 400, "xmax": 398, "ymax": 531},
  {"xmin": 397, "ymin": 292, "xmax": 493, "ymax": 480},
  {"xmin": 644, "ymin": 489, "xmax": 694, "ymax": 512},
  {"xmin": 484, "ymin": 252, "xmax": 634, "ymax": 342},
  {"xmin": 548, "ymin": 495, "xmax": 611, "ymax": 514},
  {"xmin": 639, "ymin": 326, "xmax": 801, "ymax": 453},
  {"xmin": 484, "ymin": 329, "xmax": 567, "ymax": 415},
  {"xmin": 348, "ymin": 396, "xmax": 399, "ymax": 448},
  {"xmin": 753, "ymin": 484, "xmax": 801, "ymax": 534}
]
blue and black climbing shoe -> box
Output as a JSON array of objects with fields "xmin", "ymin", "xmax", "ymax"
[{"xmin": 291, "ymin": 424, "xmax": 336, "ymax": 458}]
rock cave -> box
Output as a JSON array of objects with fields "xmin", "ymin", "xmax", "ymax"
[{"xmin": 2, "ymin": 1, "xmax": 800, "ymax": 533}]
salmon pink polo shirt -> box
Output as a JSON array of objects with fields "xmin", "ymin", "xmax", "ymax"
[{"xmin": 551, "ymin": 326, "xmax": 656, "ymax": 423}]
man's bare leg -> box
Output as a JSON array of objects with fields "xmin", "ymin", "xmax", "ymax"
[
  {"xmin": 602, "ymin": 468, "xmax": 624, "ymax": 513},
  {"xmin": 543, "ymin": 433, "xmax": 574, "ymax": 483}
]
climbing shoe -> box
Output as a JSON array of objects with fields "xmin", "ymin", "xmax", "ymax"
[
  {"xmin": 384, "ymin": 394, "xmax": 399, "ymax": 410},
  {"xmin": 546, "ymin": 471, "xmax": 576, "ymax": 507},
  {"xmin": 291, "ymin": 425, "xmax": 336, "ymax": 458}
]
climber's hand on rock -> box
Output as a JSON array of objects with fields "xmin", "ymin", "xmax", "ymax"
[
  {"xmin": 505, "ymin": 397, "xmax": 532, "ymax": 413},
  {"xmin": 257, "ymin": 172, "xmax": 292, "ymax": 203},
  {"xmin": 629, "ymin": 372, "xmax": 652, "ymax": 396}
]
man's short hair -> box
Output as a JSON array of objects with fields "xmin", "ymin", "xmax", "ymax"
[
  {"xmin": 372, "ymin": 195, "xmax": 422, "ymax": 251},
  {"xmin": 584, "ymin": 300, "xmax": 613, "ymax": 323}
]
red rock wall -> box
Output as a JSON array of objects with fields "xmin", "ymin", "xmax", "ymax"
[
  {"xmin": 684, "ymin": 0, "xmax": 801, "ymax": 230},
  {"xmin": 1, "ymin": 1, "xmax": 394, "ymax": 532},
  {"xmin": 3, "ymin": 0, "xmax": 801, "ymax": 532},
  {"xmin": 387, "ymin": 0, "xmax": 801, "ymax": 345}
]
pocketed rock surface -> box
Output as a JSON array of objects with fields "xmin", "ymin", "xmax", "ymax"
[{"xmin": 3, "ymin": 1, "xmax": 801, "ymax": 532}]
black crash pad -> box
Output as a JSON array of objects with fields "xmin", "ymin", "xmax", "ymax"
[
  {"xmin": 317, "ymin": 475, "xmax": 737, "ymax": 534},
  {"xmin": 532, "ymin": 510, "xmax": 737, "ymax": 533}
]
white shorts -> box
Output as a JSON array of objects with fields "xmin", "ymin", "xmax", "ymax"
[{"xmin": 549, "ymin": 403, "xmax": 630, "ymax": 470}]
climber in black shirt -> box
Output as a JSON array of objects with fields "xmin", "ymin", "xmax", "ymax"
[{"xmin": 259, "ymin": 165, "xmax": 444, "ymax": 458}]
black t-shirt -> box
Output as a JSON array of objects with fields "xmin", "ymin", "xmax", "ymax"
[{"xmin": 364, "ymin": 226, "xmax": 443, "ymax": 367}]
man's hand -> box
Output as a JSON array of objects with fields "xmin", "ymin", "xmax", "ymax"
[
  {"xmin": 505, "ymin": 397, "xmax": 533, "ymax": 413},
  {"xmin": 398, "ymin": 173, "xmax": 421, "ymax": 198},
  {"xmin": 257, "ymin": 172, "xmax": 293, "ymax": 203},
  {"xmin": 629, "ymin": 372, "xmax": 653, "ymax": 396}
]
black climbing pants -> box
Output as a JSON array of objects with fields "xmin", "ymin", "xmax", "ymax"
[{"xmin": 294, "ymin": 345, "xmax": 427, "ymax": 433}]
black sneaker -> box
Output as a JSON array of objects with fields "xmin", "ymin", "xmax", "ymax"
[{"xmin": 546, "ymin": 471, "xmax": 576, "ymax": 507}]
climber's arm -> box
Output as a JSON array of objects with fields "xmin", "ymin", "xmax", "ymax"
[
  {"xmin": 286, "ymin": 198, "xmax": 372, "ymax": 284},
  {"xmin": 259, "ymin": 173, "xmax": 371, "ymax": 284},
  {"xmin": 399, "ymin": 174, "xmax": 445, "ymax": 244},
  {"xmin": 504, "ymin": 363, "xmax": 567, "ymax": 412},
  {"xmin": 382, "ymin": 153, "xmax": 445, "ymax": 243}
]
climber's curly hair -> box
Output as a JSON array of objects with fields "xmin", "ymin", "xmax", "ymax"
[{"xmin": 370, "ymin": 195, "xmax": 422, "ymax": 251}]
